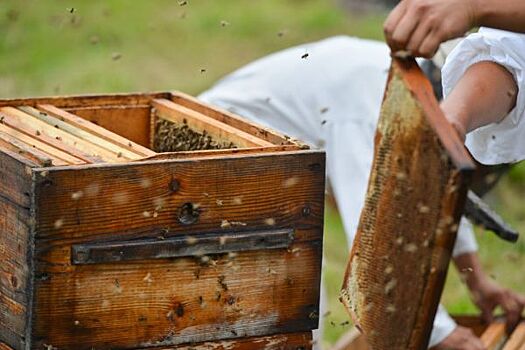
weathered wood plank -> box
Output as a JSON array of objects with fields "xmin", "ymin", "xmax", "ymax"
[
  {"xmin": 0, "ymin": 92, "xmax": 170, "ymax": 108},
  {"xmin": 0, "ymin": 107, "xmax": 122, "ymax": 162},
  {"xmin": 0, "ymin": 149, "xmax": 33, "ymax": 207},
  {"xmin": 37, "ymin": 104, "xmax": 155, "ymax": 157},
  {"xmin": 136, "ymin": 332, "xmax": 313, "ymax": 350},
  {"xmin": 503, "ymin": 322, "xmax": 525, "ymax": 350},
  {"xmin": 0, "ymin": 342, "xmax": 14, "ymax": 350},
  {"xmin": 0, "ymin": 123, "xmax": 84, "ymax": 165},
  {"xmin": 480, "ymin": 321, "xmax": 507, "ymax": 350},
  {"xmin": 340, "ymin": 58, "xmax": 474, "ymax": 350},
  {"xmin": 0, "ymin": 155, "xmax": 33, "ymax": 350},
  {"xmin": 138, "ymin": 145, "xmax": 301, "ymax": 162},
  {"xmin": 34, "ymin": 151, "xmax": 325, "ymax": 245},
  {"xmin": 32, "ymin": 239, "xmax": 322, "ymax": 349},
  {"xmin": 0, "ymin": 109, "xmax": 101, "ymax": 163},
  {"xmin": 152, "ymin": 99, "xmax": 274, "ymax": 148},
  {"xmin": 330, "ymin": 328, "xmax": 369, "ymax": 350},
  {"xmin": 0, "ymin": 132, "xmax": 56, "ymax": 166},
  {"xmin": 67, "ymin": 105, "xmax": 153, "ymax": 148},
  {"xmin": 170, "ymin": 91, "xmax": 303, "ymax": 148},
  {"xmin": 19, "ymin": 106, "xmax": 140, "ymax": 160}
]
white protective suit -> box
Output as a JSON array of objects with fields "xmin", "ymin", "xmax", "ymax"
[
  {"xmin": 443, "ymin": 28, "xmax": 525, "ymax": 165},
  {"xmin": 198, "ymin": 36, "xmax": 478, "ymax": 347}
]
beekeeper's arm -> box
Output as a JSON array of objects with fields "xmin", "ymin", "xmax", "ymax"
[
  {"xmin": 440, "ymin": 28, "xmax": 525, "ymax": 335},
  {"xmin": 384, "ymin": 0, "xmax": 525, "ymax": 57}
]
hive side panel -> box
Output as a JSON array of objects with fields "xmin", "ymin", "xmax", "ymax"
[
  {"xmin": 135, "ymin": 332, "xmax": 313, "ymax": 350},
  {"xmin": 0, "ymin": 152, "xmax": 34, "ymax": 350},
  {"xmin": 340, "ymin": 60, "xmax": 473, "ymax": 350},
  {"xmin": 34, "ymin": 151, "xmax": 325, "ymax": 242},
  {"xmin": 32, "ymin": 151, "xmax": 325, "ymax": 349}
]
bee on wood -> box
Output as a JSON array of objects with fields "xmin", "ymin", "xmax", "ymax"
[
  {"xmin": 71, "ymin": 191, "xmax": 83, "ymax": 200},
  {"xmin": 53, "ymin": 219, "xmax": 64, "ymax": 229},
  {"xmin": 264, "ymin": 218, "xmax": 276, "ymax": 226},
  {"xmin": 218, "ymin": 275, "xmax": 228, "ymax": 291}
]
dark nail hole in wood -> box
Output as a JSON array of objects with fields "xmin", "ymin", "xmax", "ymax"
[
  {"xmin": 178, "ymin": 202, "xmax": 199, "ymax": 225},
  {"xmin": 169, "ymin": 178, "xmax": 180, "ymax": 192},
  {"xmin": 302, "ymin": 205, "xmax": 311, "ymax": 217}
]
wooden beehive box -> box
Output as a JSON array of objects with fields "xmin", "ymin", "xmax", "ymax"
[{"xmin": 0, "ymin": 92, "xmax": 325, "ymax": 350}]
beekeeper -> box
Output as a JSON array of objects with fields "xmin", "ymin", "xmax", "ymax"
[{"xmin": 198, "ymin": 34, "xmax": 524, "ymax": 350}]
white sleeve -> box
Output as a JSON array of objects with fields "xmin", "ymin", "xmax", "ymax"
[
  {"xmin": 452, "ymin": 217, "xmax": 478, "ymax": 257},
  {"xmin": 429, "ymin": 304, "xmax": 457, "ymax": 348},
  {"xmin": 442, "ymin": 28, "xmax": 525, "ymax": 165}
]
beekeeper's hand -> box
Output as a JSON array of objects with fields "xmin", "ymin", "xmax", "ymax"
[
  {"xmin": 384, "ymin": 0, "xmax": 525, "ymax": 58},
  {"xmin": 455, "ymin": 252, "xmax": 525, "ymax": 332},
  {"xmin": 433, "ymin": 326, "xmax": 486, "ymax": 350},
  {"xmin": 384, "ymin": 0, "xmax": 476, "ymax": 58},
  {"xmin": 470, "ymin": 276, "xmax": 525, "ymax": 332}
]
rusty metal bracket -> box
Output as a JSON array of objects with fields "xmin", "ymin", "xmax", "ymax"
[{"xmin": 72, "ymin": 228, "xmax": 294, "ymax": 265}]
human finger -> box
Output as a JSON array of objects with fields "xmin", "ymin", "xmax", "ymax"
[
  {"xmin": 500, "ymin": 293, "xmax": 521, "ymax": 331},
  {"xmin": 417, "ymin": 29, "xmax": 442, "ymax": 58},
  {"xmin": 406, "ymin": 20, "xmax": 432, "ymax": 56},
  {"xmin": 389, "ymin": 8, "xmax": 420, "ymax": 52},
  {"xmin": 384, "ymin": 0, "xmax": 408, "ymax": 49}
]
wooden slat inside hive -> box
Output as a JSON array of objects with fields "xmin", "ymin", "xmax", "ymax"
[
  {"xmin": 0, "ymin": 105, "xmax": 150, "ymax": 166},
  {"xmin": 0, "ymin": 92, "xmax": 304, "ymax": 170},
  {"xmin": 340, "ymin": 58, "xmax": 475, "ymax": 350}
]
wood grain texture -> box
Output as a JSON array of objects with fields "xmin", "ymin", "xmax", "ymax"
[
  {"xmin": 0, "ymin": 107, "xmax": 121, "ymax": 163},
  {"xmin": 503, "ymin": 322, "xmax": 525, "ymax": 350},
  {"xmin": 340, "ymin": 58, "xmax": 474, "ymax": 350},
  {"xmin": 32, "ymin": 240, "xmax": 321, "ymax": 349},
  {"xmin": 0, "ymin": 92, "xmax": 170, "ymax": 109},
  {"xmin": 30, "ymin": 150, "xmax": 325, "ymax": 349},
  {"xmin": 33, "ymin": 150, "xmax": 324, "ymax": 247},
  {"xmin": 0, "ymin": 123, "xmax": 84, "ymax": 165},
  {"xmin": 170, "ymin": 92, "xmax": 306, "ymax": 148},
  {"xmin": 152, "ymin": 99, "xmax": 274, "ymax": 148},
  {"xmin": 138, "ymin": 145, "xmax": 300, "ymax": 162},
  {"xmin": 136, "ymin": 332, "xmax": 313, "ymax": 349},
  {"xmin": 67, "ymin": 105, "xmax": 152, "ymax": 148},
  {"xmin": 0, "ymin": 132, "xmax": 54, "ymax": 167},
  {"xmin": 0, "ymin": 153, "xmax": 34, "ymax": 350},
  {"xmin": 0, "ymin": 108, "xmax": 101, "ymax": 164},
  {"xmin": 18, "ymin": 106, "xmax": 139, "ymax": 160},
  {"xmin": 37, "ymin": 104, "xmax": 155, "ymax": 157},
  {"xmin": 480, "ymin": 321, "xmax": 507, "ymax": 350},
  {"xmin": 0, "ymin": 342, "xmax": 14, "ymax": 350}
]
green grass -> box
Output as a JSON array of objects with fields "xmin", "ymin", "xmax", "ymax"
[
  {"xmin": 0, "ymin": 0, "xmax": 385, "ymax": 97},
  {"xmin": 2, "ymin": 1, "xmax": 524, "ymax": 348}
]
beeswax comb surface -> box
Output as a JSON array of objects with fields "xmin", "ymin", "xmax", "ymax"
[{"xmin": 341, "ymin": 58, "xmax": 475, "ymax": 350}]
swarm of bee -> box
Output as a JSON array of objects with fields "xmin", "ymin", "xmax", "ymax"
[{"xmin": 154, "ymin": 119, "xmax": 236, "ymax": 152}]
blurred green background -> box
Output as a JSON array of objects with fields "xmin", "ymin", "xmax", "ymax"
[{"xmin": 1, "ymin": 1, "xmax": 524, "ymax": 348}]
